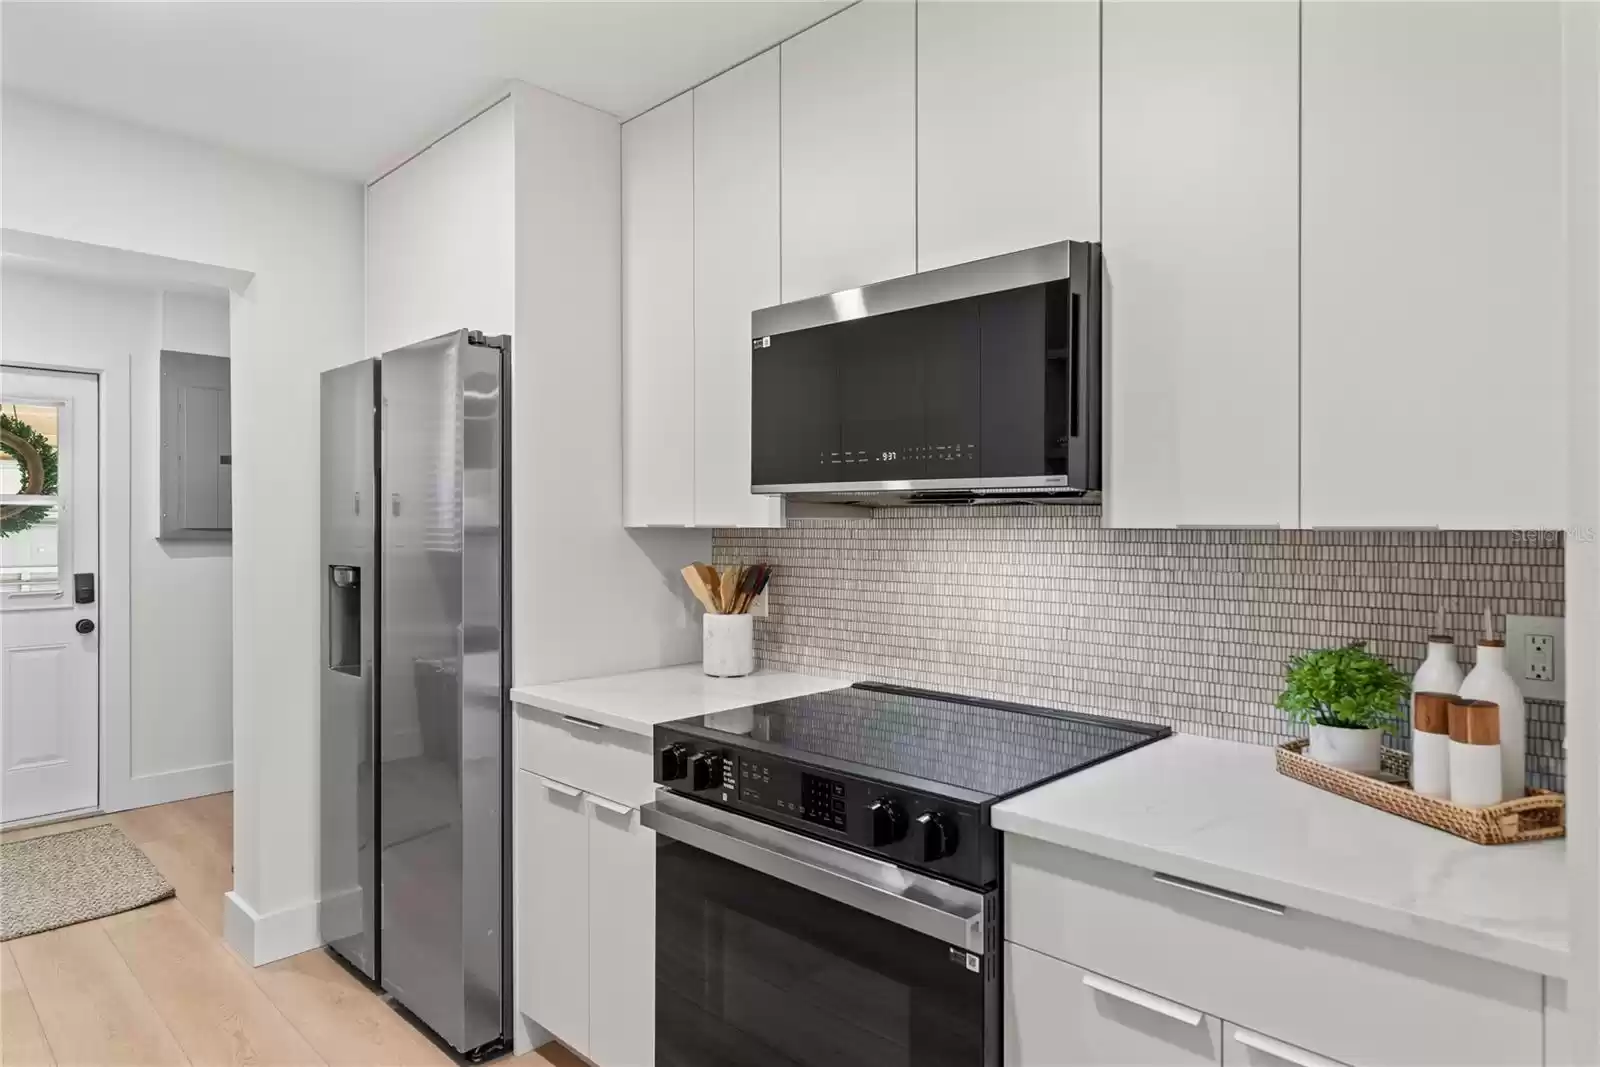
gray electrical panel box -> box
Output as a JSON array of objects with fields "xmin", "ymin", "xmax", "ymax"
[{"xmin": 160, "ymin": 350, "xmax": 232, "ymax": 540}]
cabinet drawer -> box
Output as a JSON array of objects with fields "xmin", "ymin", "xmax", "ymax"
[
  {"xmin": 1005, "ymin": 837, "xmax": 1542, "ymax": 1067},
  {"xmin": 516, "ymin": 705, "xmax": 654, "ymax": 807},
  {"xmin": 1224, "ymin": 1025, "xmax": 1349, "ymax": 1067},
  {"xmin": 1007, "ymin": 942, "xmax": 1221, "ymax": 1067}
]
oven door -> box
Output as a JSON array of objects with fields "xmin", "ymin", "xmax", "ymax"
[{"xmin": 642, "ymin": 791, "xmax": 999, "ymax": 1067}]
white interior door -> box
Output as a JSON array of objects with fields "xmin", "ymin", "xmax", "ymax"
[{"xmin": 0, "ymin": 366, "xmax": 100, "ymax": 823}]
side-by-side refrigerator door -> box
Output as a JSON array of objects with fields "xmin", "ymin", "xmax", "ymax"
[
  {"xmin": 319, "ymin": 358, "xmax": 380, "ymax": 981},
  {"xmin": 378, "ymin": 328, "xmax": 508, "ymax": 1055}
]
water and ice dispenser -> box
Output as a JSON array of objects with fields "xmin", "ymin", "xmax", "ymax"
[{"xmin": 327, "ymin": 565, "xmax": 361, "ymax": 675}]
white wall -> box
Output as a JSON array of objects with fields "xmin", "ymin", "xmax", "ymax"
[
  {"xmin": 130, "ymin": 290, "xmax": 232, "ymax": 785},
  {"xmin": 2, "ymin": 267, "xmax": 236, "ymax": 801},
  {"xmin": 162, "ymin": 291, "xmax": 230, "ymax": 356},
  {"xmin": 1, "ymin": 91, "xmax": 364, "ymax": 964}
]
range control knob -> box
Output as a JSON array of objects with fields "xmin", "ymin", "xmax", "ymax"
[
  {"xmin": 916, "ymin": 811, "xmax": 959, "ymax": 862},
  {"xmin": 867, "ymin": 798, "xmax": 908, "ymax": 846},
  {"xmin": 689, "ymin": 751, "xmax": 721, "ymax": 792},
  {"xmin": 659, "ymin": 743, "xmax": 690, "ymax": 782}
]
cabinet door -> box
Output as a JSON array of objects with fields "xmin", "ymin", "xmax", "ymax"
[
  {"xmin": 518, "ymin": 772, "xmax": 590, "ymax": 1052},
  {"xmin": 1006, "ymin": 943, "xmax": 1222, "ymax": 1066},
  {"xmin": 1301, "ymin": 1, "xmax": 1563, "ymax": 529},
  {"xmin": 1223, "ymin": 1025, "xmax": 1349, "ymax": 1067},
  {"xmin": 586, "ymin": 798, "xmax": 655, "ymax": 1067},
  {"xmin": 365, "ymin": 98, "xmax": 514, "ymax": 360},
  {"xmin": 693, "ymin": 51, "xmax": 784, "ymax": 527},
  {"xmin": 622, "ymin": 92, "xmax": 697, "ymax": 527},
  {"xmin": 780, "ymin": 0, "xmax": 916, "ymax": 301},
  {"xmin": 1101, "ymin": 0, "xmax": 1299, "ymax": 528},
  {"xmin": 917, "ymin": 0, "xmax": 1099, "ymax": 271}
]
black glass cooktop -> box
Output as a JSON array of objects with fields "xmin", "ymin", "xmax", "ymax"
[{"xmin": 666, "ymin": 682, "xmax": 1169, "ymax": 803}]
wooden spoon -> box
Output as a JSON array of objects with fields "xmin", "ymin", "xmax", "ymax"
[
  {"xmin": 719, "ymin": 566, "xmax": 742, "ymax": 616},
  {"xmin": 691, "ymin": 562, "xmax": 723, "ymax": 613},
  {"xmin": 681, "ymin": 564, "xmax": 721, "ymax": 614}
]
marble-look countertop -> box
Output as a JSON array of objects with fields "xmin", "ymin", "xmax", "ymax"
[
  {"xmin": 510, "ymin": 664, "xmax": 852, "ymax": 737},
  {"xmin": 993, "ymin": 733, "xmax": 1568, "ymax": 977}
]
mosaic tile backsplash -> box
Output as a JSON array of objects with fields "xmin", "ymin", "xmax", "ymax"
[{"xmin": 712, "ymin": 506, "xmax": 1567, "ymax": 791}]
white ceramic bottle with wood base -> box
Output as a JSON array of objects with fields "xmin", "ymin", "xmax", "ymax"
[
  {"xmin": 1410, "ymin": 611, "xmax": 1463, "ymax": 799},
  {"xmin": 1458, "ymin": 608, "xmax": 1527, "ymax": 800}
]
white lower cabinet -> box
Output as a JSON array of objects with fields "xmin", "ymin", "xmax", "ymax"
[
  {"xmin": 1006, "ymin": 943, "xmax": 1222, "ymax": 1066},
  {"xmin": 517, "ymin": 767, "xmax": 654, "ymax": 1067},
  {"xmin": 1005, "ymin": 836, "xmax": 1545, "ymax": 1067},
  {"xmin": 587, "ymin": 799, "xmax": 655, "ymax": 1067},
  {"xmin": 519, "ymin": 773, "xmax": 592, "ymax": 1051}
]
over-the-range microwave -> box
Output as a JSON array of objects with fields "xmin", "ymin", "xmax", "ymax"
[{"xmin": 750, "ymin": 240, "xmax": 1101, "ymax": 507}]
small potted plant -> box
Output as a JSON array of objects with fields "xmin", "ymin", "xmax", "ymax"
[{"xmin": 1276, "ymin": 641, "xmax": 1410, "ymax": 774}]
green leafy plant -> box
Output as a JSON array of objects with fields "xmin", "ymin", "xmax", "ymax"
[{"xmin": 1275, "ymin": 642, "xmax": 1410, "ymax": 730}]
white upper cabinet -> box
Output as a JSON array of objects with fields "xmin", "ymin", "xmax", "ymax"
[
  {"xmin": 622, "ymin": 92, "xmax": 697, "ymax": 527},
  {"xmin": 694, "ymin": 51, "xmax": 784, "ymax": 527},
  {"xmin": 1301, "ymin": 1, "xmax": 1564, "ymax": 529},
  {"xmin": 365, "ymin": 98, "xmax": 514, "ymax": 359},
  {"xmin": 780, "ymin": 1, "xmax": 917, "ymax": 301},
  {"xmin": 1101, "ymin": 0, "xmax": 1300, "ymax": 529},
  {"xmin": 917, "ymin": 0, "xmax": 1100, "ymax": 271}
]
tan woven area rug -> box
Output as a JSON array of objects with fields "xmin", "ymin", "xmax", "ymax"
[{"xmin": 1, "ymin": 824, "xmax": 174, "ymax": 939}]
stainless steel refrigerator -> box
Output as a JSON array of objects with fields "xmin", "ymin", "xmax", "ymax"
[{"xmin": 319, "ymin": 328, "xmax": 512, "ymax": 1058}]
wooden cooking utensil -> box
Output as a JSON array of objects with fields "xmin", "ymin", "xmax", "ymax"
[
  {"xmin": 691, "ymin": 562, "xmax": 723, "ymax": 613},
  {"xmin": 720, "ymin": 566, "xmax": 742, "ymax": 616},
  {"xmin": 681, "ymin": 564, "xmax": 721, "ymax": 614}
]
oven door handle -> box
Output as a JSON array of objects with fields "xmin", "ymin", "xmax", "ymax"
[{"xmin": 641, "ymin": 793, "xmax": 988, "ymax": 953}]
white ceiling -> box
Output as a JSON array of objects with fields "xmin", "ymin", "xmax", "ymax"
[{"xmin": 0, "ymin": 0, "xmax": 846, "ymax": 182}]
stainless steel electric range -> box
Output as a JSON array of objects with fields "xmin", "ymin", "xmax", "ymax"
[{"xmin": 641, "ymin": 682, "xmax": 1170, "ymax": 1067}]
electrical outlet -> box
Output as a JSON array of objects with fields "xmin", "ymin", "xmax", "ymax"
[
  {"xmin": 751, "ymin": 586, "xmax": 770, "ymax": 618},
  {"xmin": 1526, "ymin": 633, "xmax": 1555, "ymax": 682},
  {"xmin": 1505, "ymin": 615, "xmax": 1564, "ymax": 701}
]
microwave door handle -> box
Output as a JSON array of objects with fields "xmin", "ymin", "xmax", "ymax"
[
  {"xmin": 1067, "ymin": 288, "xmax": 1080, "ymax": 443},
  {"xmin": 641, "ymin": 794, "xmax": 988, "ymax": 953}
]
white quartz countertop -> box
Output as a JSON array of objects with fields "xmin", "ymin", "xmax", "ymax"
[
  {"xmin": 510, "ymin": 664, "xmax": 851, "ymax": 737},
  {"xmin": 993, "ymin": 733, "xmax": 1568, "ymax": 977}
]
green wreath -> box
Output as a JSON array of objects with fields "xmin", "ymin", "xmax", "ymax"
[{"xmin": 0, "ymin": 411, "xmax": 59, "ymax": 538}]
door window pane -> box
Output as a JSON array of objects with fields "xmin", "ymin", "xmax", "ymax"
[
  {"xmin": 0, "ymin": 502, "xmax": 62, "ymax": 592},
  {"xmin": 0, "ymin": 403, "xmax": 62, "ymax": 497},
  {"xmin": 2, "ymin": 402, "xmax": 65, "ymax": 594}
]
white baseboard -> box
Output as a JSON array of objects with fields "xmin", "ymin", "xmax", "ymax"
[
  {"xmin": 110, "ymin": 760, "xmax": 232, "ymax": 812},
  {"xmin": 223, "ymin": 890, "xmax": 321, "ymax": 966}
]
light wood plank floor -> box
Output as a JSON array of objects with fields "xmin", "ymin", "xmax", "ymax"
[{"xmin": 2, "ymin": 796, "xmax": 576, "ymax": 1067}]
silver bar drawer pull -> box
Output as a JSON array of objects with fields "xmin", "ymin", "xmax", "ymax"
[
  {"xmin": 534, "ymin": 775, "xmax": 582, "ymax": 799},
  {"xmin": 1080, "ymin": 973, "xmax": 1202, "ymax": 1026},
  {"xmin": 1232, "ymin": 1029, "xmax": 1348, "ymax": 1067},
  {"xmin": 1152, "ymin": 871, "xmax": 1286, "ymax": 916},
  {"xmin": 586, "ymin": 795, "xmax": 632, "ymax": 816},
  {"xmin": 562, "ymin": 715, "xmax": 603, "ymax": 731}
]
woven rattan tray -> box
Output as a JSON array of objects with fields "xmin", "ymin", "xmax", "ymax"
[{"xmin": 1276, "ymin": 739, "xmax": 1564, "ymax": 845}]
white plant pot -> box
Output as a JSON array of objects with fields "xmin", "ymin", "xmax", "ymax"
[
  {"xmin": 1308, "ymin": 724, "xmax": 1384, "ymax": 774},
  {"xmin": 703, "ymin": 613, "xmax": 755, "ymax": 678}
]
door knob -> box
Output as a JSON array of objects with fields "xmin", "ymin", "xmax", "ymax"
[{"xmin": 75, "ymin": 619, "xmax": 95, "ymax": 634}]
